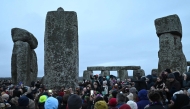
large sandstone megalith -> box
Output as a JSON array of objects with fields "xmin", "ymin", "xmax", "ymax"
[
  {"xmin": 44, "ymin": 7, "xmax": 79, "ymax": 89},
  {"xmin": 11, "ymin": 28, "xmax": 38, "ymax": 85},
  {"xmin": 155, "ymin": 14, "xmax": 187, "ymax": 74}
]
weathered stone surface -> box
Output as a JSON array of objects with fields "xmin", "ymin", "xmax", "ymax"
[
  {"xmin": 187, "ymin": 61, "xmax": 190, "ymax": 66},
  {"xmin": 83, "ymin": 70, "xmax": 93, "ymax": 80},
  {"xmin": 155, "ymin": 15, "xmax": 187, "ymax": 74},
  {"xmin": 117, "ymin": 70, "xmax": 128, "ymax": 81},
  {"xmin": 44, "ymin": 7, "xmax": 78, "ymax": 89},
  {"xmin": 30, "ymin": 50, "xmax": 38, "ymax": 81},
  {"xmin": 87, "ymin": 66, "xmax": 141, "ymax": 71},
  {"xmin": 101, "ymin": 70, "xmax": 110, "ymax": 76},
  {"xmin": 11, "ymin": 28, "xmax": 38, "ymax": 49},
  {"xmin": 151, "ymin": 69, "xmax": 158, "ymax": 76},
  {"xmin": 11, "ymin": 41, "xmax": 31, "ymax": 85},
  {"xmin": 155, "ymin": 14, "xmax": 182, "ymax": 37},
  {"xmin": 133, "ymin": 69, "xmax": 145, "ymax": 79}
]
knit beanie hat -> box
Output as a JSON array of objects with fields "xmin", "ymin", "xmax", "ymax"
[
  {"xmin": 167, "ymin": 73, "xmax": 175, "ymax": 78},
  {"xmin": 127, "ymin": 93, "xmax": 134, "ymax": 101},
  {"xmin": 119, "ymin": 104, "xmax": 131, "ymax": 109},
  {"xmin": 67, "ymin": 94, "xmax": 82, "ymax": 109},
  {"xmin": 44, "ymin": 97, "xmax": 58, "ymax": 109},
  {"xmin": 127, "ymin": 101, "xmax": 138, "ymax": 109},
  {"xmin": 94, "ymin": 101, "xmax": 108, "ymax": 109},
  {"xmin": 108, "ymin": 98, "xmax": 117, "ymax": 107},
  {"xmin": 18, "ymin": 96, "xmax": 29, "ymax": 107},
  {"xmin": 39, "ymin": 95, "xmax": 48, "ymax": 103}
]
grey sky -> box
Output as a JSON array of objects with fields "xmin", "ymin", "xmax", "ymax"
[{"xmin": 0, "ymin": 0, "xmax": 190, "ymax": 77}]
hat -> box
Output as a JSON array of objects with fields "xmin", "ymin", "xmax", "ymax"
[
  {"xmin": 1, "ymin": 94, "xmax": 9, "ymax": 101},
  {"xmin": 18, "ymin": 96, "xmax": 29, "ymax": 107},
  {"xmin": 44, "ymin": 97, "xmax": 58, "ymax": 109},
  {"xmin": 167, "ymin": 73, "xmax": 175, "ymax": 78},
  {"xmin": 109, "ymin": 98, "xmax": 117, "ymax": 107},
  {"xmin": 119, "ymin": 104, "xmax": 131, "ymax": 109},
  {"xmin": 127, "ymin": 93, "xmax": 133, "ymax": 101},
  {"xmin": 39, "ymin": 95, "xmax": 48, "ymax": 103},
  {"xmin": 67, "ymin": 94, "xmax": 82, "ymax": 109},
  {"xmin": 127, "ymin": 101, "xmax": 138, "ymax": 109},
  {"xmin": 94, "ymin": 101, "xmax": 108, "ymax": 109}
]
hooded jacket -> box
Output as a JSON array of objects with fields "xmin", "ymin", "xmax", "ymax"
[{"xmin": 137, "ymin": 89, "xmax": 150, "ymax": 109}]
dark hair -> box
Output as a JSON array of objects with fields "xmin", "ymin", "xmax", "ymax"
[
  {"xmin": 94, "ymin": 96, "xmax": 103, "ymax": 104},
  {"xmin": 148, "ymin": 90, "xmax": 161, "ymax": 102}
]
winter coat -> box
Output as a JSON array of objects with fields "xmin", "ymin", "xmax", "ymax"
[
  {"xmin": 136, "ymin": 89, "xmax": 150, "ymax": 109},
  {"xmin": 145, "ymin": 102, "xmax": 165, "ymax": 109}
]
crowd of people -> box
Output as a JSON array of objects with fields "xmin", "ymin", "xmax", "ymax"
[{"xmin": 0, "ymin": 68, "xmax": 190, "ymax": 109}]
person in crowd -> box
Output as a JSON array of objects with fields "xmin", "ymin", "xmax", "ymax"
[
  {"xmin": 44, "ymin": 96, "xmax": 58, "ymax": 109},
  {"xmin": 168, "ymin": 94, "xmax": 190, "ymax": 109},
  {"xmin": 146, "ymin": 75, "xmax": 155, "ymax": 90},
  {"xmin": 126, "ymin": 100, "xmax": 137, "ymax": 109},
  {"xmin": 67, "ymin": 94, "xmax": 82, "ymax": 109},
  {"xmin": 145, "ymin": 90, "xmax": 165, "ymax": 109},
  {"xmin": 108, "ymin": 98, "xmax": 117, "ymax": 109},
  {"xmin": 165, "ymin": 73, "xmax": 181, "ymax": 101},
  {"xmin": 116, "ymin": 93, "xmax": 130, "ymax": 108},
  {"xmin": 183, "ymin": 72, "xmax": 190, "ymax": 87},
  {"xmin": 38, "ymin": 95, "xmax": 48, "ymax": 109},
  {"xmin": 173, "ymin": 71, "xmax": 183, "ymax": 87},
  {"xmin": 152, "ymin": 76, "xmax": 165, "ymax": 90},
  {"xmin": 136, "ymin": 89, "xmax": 150, "ymax": 109},
  {"xmin": 94, "ymin": 100, "xmax": 108, "ymax": 109}
]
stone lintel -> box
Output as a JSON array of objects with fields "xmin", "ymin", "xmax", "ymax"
[
  {"xmin": 187, "ymin": 61, "xmax": 190, "ymax": 66},
  {"xmin": 154, "ymin": 14, "xmax": 182, "ymax": 37},
  {"xmin": 87, "ymin": 66, "xmax": 141, "ymax": 71}
]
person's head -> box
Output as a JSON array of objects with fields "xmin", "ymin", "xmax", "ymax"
[
  {"xmin": 62, "ymin": 94, "xmax": 70, "ymax": 104},
  {"xmin": 116, "ymin": 93, "xmax": 126, "ymax": 103},
  {"xmin": 108, "ymin": 98, "xmax": 117, "ymax": 107},
  {"xmin": 148, "ymin": 90, "xmax": 161, "ymax": 102},
  {"xmin": 164, "ymin": 69, "xmax": 172, "ymax": 74},
  {"xmin": 93, "ymin": 81, "xmax": 98, "ymax": 88},
  {"xmin": 127, "ymin": 101, "xmax": 138, "ymax": 109},
  {"xmin": 138, "ymin": 89, "xmax": 148, "ymax": 100},
  {"xmin": 94, "ymin": 100, "xmax": 108, "ymax": 109},
  {"xmin": 156, "ymin": 76, "xmax": 162, "ymax": 82},
  {"xmin": 44, "ymin": 97, "xmax": 58, "ymax": 109},
  {"xmin": 18, "ymin": 96, "xmax": 29, "ymax": 107},
  {"xmin": 94, "ymin": 96, "xmax": 104, "ymax": 104},
  {"xmin": 111, "ymin": 90, "xmax": 118, "ymax": 98},
  {"xmin": 67, "ymin": 94, "xmax": 82, "ymax": 109},
  {"xmin": 167, "ymin": 73, "xmax": 175, "ymax": 82},
  {"xmin": 171, "ymin": 94, "xmax": 189, "ymax": 109}
]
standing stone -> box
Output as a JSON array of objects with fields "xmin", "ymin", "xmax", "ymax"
[
  {"xmin": 11, "ymin": 28, "xmax": 38, "ymax": 86},
  {"xmin": 151, "ymin": 69, "xmax": 158, "ymax": 76},
  {"xmin": 155, "ymin": 14, "xmax": 187, "ymax": 75},
  {"xmin": 44, "ymin": 7, "xmax": 78, "ymax": 89},
  {"xmin": 83, "ymin": 70, "xmax": 93, "ymax": 80},
  {"xmin": 30, "ymin": 50, "xmax": 38, "ymax": 82},
  {"xmin": 117, "ymin": 70, "xmax": 128, "ymax": 81},
  {"xmin": 11, "ymin": 41, "xmax": 31, "ymax": 85},
  {"xmin": 133, "ymin": 69, "xmax": 145, "ymax": 79},
  {"xmin": 101, "ymin": 70, "xmax": 110, "ymax": 76}
]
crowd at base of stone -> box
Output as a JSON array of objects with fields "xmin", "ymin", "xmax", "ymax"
[{"xmin": 1, "ymin": 68, "xmax": 190, "ymax": 109}]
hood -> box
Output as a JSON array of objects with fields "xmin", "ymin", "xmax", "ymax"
[
  {"xmin": 138, "ymin": 89, "xmax": 148, "ymax": 100},
  {"xmin": 44, "ymin": 97, "xmax": 58, "ymax": 109}
]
